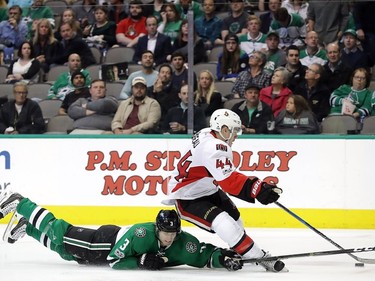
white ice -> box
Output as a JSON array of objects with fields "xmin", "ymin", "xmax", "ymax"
[{"xmin": 0, "ymin": 226, "xmax": 374, "ymax": 281}]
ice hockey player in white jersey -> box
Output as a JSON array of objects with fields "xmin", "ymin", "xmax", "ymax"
[{"xmin": 165, "ymin": 109, "xmax": 286, "ymax": 272}]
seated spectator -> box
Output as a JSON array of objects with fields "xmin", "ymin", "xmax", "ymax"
[
  {"xmin": 162, "ymin": 84, "xmax": 206, "ymax": 134},
  {"xmin": 59, "ymin": 70, "xmax": 91, "ymax": 115},
  {"xmin": 72, "ymin": 0, "xmax": 96, "ymax": 30},
  {"xmin": 142, "ymin": 0, "xmax": 164, "ymax": 22},
  {"xmin": 232, "ymin": 51, "xmax": 272, "ymax": 98},
  {"xmin": 175, "ymin": 0, "xmax": 203, "ymax": 20},
  {"xmin": 231, "ymin": 84, "xmax": 274, "ymax": 134},
  {"xmin": 340, "ymin": 29, "xmax": 369, "ymax": 72},
  {"xmin": 282, "ymin": 45, "xmax": 307, "ymax": 92},
  {"xmin": 260, "ymin": 66, "xmax": 292, "ymax": 117},
  {"xmin": 54, "ymin": 21, "xmax": 96, "ymax": 68},
  {"xmin": 68, "ymin": 79, "xmax": 118, "ymax": 133},
  {"xmin": 147, "ymin": 63, "xmax": 179, "ymax": 125},
  {"xmin": 321, "ymin": 42, "xmax": 352, "ymax": 93},
  {"xmin": 171, "ymin": 19, "xmax": 207, "ymax": 64},
  {"xmin": 194, "ymin": 0, "xmax": 223, "ymax": 50},
  {"xmin": 112, "ymin": 76, "xmax": 161, "ymax": 134},
  {"xmin": 107, "ymin": 0, "xmax": 127, "ymax": 24},
  {"xmin": 82, "ymin": 5, "xmax": 117, "ymax": 49},
  {"xmin": 329, "ymin": 67, "xmax": 372, "ymax": 119},
  {"xmin": 54, "ymin": 8, "xmax": 82, "ymax": 41},
  {"xmin": 239, "ymin": 15, "xmax": 267, "ymax": 56},
  {"xmin": 0, "ymin": 5, "xmax": 28, "ymax": 63},
  {"xmin": 274, "ymin": 94, "xmax": 320, "ymax": 134},
  {"xmin": 22, "ymin": 0, "xmax": 54, "ymax": 36},
  {"xmin": 157, "ymin": 2, "xmax": 182, "ymax": 45},
  {"xmin": 119, "ymin": 50, "xmax": 158, "ymax": 100},
  {"xmin": 133, "ymin": 15, "xmax": 172, "ymax": 66},
  {"xmin": 263, "ymin": 31, "xmax": 287, "ymax": 74},
  {"xmin": 217, "ymin": 33, "xmax": 249, "ymax": 81},
  {"xmin": 170, "ymin": 51, "xmax": 197, "ymax": 92},
  {"xmin": 0, "ymin": 81, "xmax": 45, "ymax": 134},
  {"xmin": 294, "ymin": 63, "xmax": 330, "ymax": 122},
  {"xmin": 115, "ymin": 0, "xmax": 146, "ymax": 48},
  {"xmin": 32, "ymin": 19, "xmax": 62, "ymax": 75},
  {"xmin": 221, "ymin": 0, "xmax": 249, "ymax": 40},
  {"xmin": 5, "ymin": 41, "xmax": 40, "ymax": 84},
  {"xmin": 299, "ymin": 31, "xmax": 327, "ymax": 67},
  {"xmin": 194, "ymin": 70, "xmax": 222, "ymax": 118},
  {"xmin": 259, "ymin": 0, "xmax": 281, "ymax": 34},
  {"xmin": 48, "ymin": 53, "xmax": 91, "ymax": 100}
]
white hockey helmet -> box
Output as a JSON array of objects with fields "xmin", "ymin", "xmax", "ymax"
[{"xmin": 209, "ymin": 109, "xmax": 242, "ymax": 139}]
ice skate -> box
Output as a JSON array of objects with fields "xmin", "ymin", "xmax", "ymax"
[
  {"xmin": 257, "ymin": 250, "xmax": 287, "ymax": 272},
  {"xmin": 0, "ymin": 191, "xmax": 24, "ymax": 219},
  {"xmin": 3, "ymin": 212, "xmax": 27, "ymax": 243}
]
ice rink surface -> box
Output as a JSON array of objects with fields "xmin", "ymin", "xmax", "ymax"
[{"xmin": 0, "ymin": 225, "xmax": 374, "ymax": 281}]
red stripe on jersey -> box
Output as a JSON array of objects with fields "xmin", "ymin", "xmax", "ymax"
[
  {"xmin": 171, "ymin": 166, "xmax": 211, "ymax": 193},
  {"xmin": 217, "ymin": 171, "xmax": 248, "ymax": 195},
  {"xmin": 176, "ymin": 201, "xmax": 212, "ymax": 228},
  {"xmin": 233, "ymin": 233, "xmax": 254, "ymax": 255}
]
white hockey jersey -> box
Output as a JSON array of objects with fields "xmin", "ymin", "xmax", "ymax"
[{"xmin": 166, "ymin": 128, "xmax": 249, "ymax": 201}]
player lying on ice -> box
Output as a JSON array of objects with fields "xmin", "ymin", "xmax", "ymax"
[
  {"xmin": 164, "ymin": 109, "xmax": 286, "ymax": 272},
  {"xmin": 0, "ymin": 191, "xmax": 243, "ymax": 271}
]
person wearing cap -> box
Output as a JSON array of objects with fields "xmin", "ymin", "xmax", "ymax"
[
  {"xmin": 239, "ymin": 14, "xmax": 267, "ymax": 56},
  {"xmin": 112, "ymin": 76, "xmax": 161, "ymax": 134},
  {"xmin": 217, "ymin": 33, "xmax": 249, "ymax": 81},
  {"xmin": 231, "ymin": 84, "xmax": 273, "ymax": 134},
  {"xmin": 59, "ymin": 70, "xmax": 91, "ymax": 115},
  {"xmin": 340, "ymin": 29, "xmax": 369, "ymax": 72},
  {"xmin": 263, "ymin": 31, "xmax": 286, "ymax": 74},
  {"xmin": 221, "ymin": 0, "xmax": 249, "ymax": 41}
]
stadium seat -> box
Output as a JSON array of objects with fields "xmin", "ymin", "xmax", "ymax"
[
  {"xmin": 90, "ymin": 47, "xmax": 102, "ymax": 64},
  {"xmin": 47, "ymin": 65, "xmax": 69, "ymax": 82},
  {"xmin": 106, "ymin": 82, "xmax": 124, "ymax": 100},
  {"xmin": 27, "ymin": 83, "xmax": 52, "ymax": 102},
  {"xmin": 215, "ymin": 81, "xmax": 234, "ymax": 98},
  {"xmin": 38, "ymin": 99, "xmax": 62, "ymax": 121},
  {"xmin": 0, "ymin": 66, "xmax": 8, "ymax": 82},
  {"xmin": 45, "ymin": 115, "xmax": 74, "ymax": 134},
  {"xmin": 86, "ymin": 64, "xmax": 101, "ymax": 80},
  {"xmin": 223, "ymin": 98, "xmax": 245, "ymax": 110},
  {"xmin": 207, "ymin": 46, "xmax": 222, "ymax": 63},
  {"xmin": 321, "ymin": 115, "xmax": 359, "ymax": 134},
  {"xmin": 104, "ymin": 47, "xmax": 135, "ymax": 64},
  {"xmin": 360, "ymin": 116, "xmax": 375, "ymax": 135}
]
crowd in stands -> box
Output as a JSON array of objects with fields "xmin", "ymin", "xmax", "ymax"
[{"xmin": 1, "ymin": 0, "xmax": 375, "ymax": 135}]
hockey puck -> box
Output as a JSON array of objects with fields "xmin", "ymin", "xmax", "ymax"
[{"xmin": 355, "ymin": 263, "xmax": 364, "ymax": 267}]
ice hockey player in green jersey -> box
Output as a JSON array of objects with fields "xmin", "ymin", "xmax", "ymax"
[{"xmin": 0, "ymin": 191, "xmax": 243, "ymax": 271}]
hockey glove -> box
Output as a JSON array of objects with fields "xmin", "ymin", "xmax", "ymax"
[
  {"xmin": 138, "ymin": 253, "xmax": 166, "ymax": 270},
  {"xmin": 251, "ymin": 179, "xmax": 282, "ymax": 205},
  {"xmin": 219, "ymin": 249, "xmax": 243, "ymax": 271}
]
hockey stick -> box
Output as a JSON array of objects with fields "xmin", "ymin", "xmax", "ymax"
[
  {"xmin": 242, "ymin": 246, "xmax": 375, "ymax": 264},
  {"xmin": 275, "ymin": 201, "xmax": 375, "ymax": 264}
]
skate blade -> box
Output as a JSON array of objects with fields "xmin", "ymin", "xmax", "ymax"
[{"xmin": 3, "ymin": 212, "xmax": 18, "ymax": 242}]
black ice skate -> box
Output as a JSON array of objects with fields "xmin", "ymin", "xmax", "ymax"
[{"xmin": 0, "ymin": 191, "xmax": 24, "ymax": 219}]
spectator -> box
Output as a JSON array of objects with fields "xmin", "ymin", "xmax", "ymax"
[
  {"xmin": 274, "ymin": 94, "xmax": 320, "ymax": 134},
  {"xmin": 5, "ymin": 41, "xmax": 40, "ymax": 84},
  {"xmin": 72, "ymin": 0, "xmax": 96, "ymax": 30},
  {"xmin": 48, "ymin": 53, "xmax": 91, "ymax": 100},
  {"xmin": 299, "ymin": 31, "xmax": 327, "ymax": 67},
  {"xmin": 119, "ymin": 50, "xmax": 158, "ymax": 100},
  {"xmin": 68, "ymin": 79, "xmax": 118, "ymax": 133},
  {"xmin": 82, "ymin": 5, "xmax": 117, "ymax": 49},
  {"xmin": 54, "ymin": 8, "xmax": 82, "ymax": 41},
  {"xmin": 175, "ymin": 0, "xmax": 203, "ymax": 20},
  {"xmin": 259, "ymin": 0, "xmax": 281, "ymax": 34},
  {"xmin": 232, "ymin": 51, "xmax": 272, "ymax": 98},
  {"xmin": 340, "ymin": 29, "xmax": 369, "ymax": 72},
  {"xmin": 59, "ymin": 70, "xmax": 91, "ymax": 115},
  {"xmin": 115, "ymin": 0, "xmax": 146, "ymax": 48},
  {"xmin": 0, "ymin": 81, "xmax": 45, "ymax": 134},
  {"xmin": 221, "ymin": 0, "xmax": 249, "ymax": 41},
  {"xmin": 133, "ymin": 15, "xmax": 172, "ymax": 66},
  {"xmin": 157, "ymin": 3, "xmax": 182, "ymax": 45},
  {"xmin": 231, "ymin": 84, "xmax": 273, "ymax": 134},
  {"xmin": 353, "ymin": 1, "xmax": 375, "ymax": 67},
  {"xmin": 32, "ymin": 18, "xmax": 62, "ymax": 75},
  {"xmin": 239, "ymin": 15, "xmax": 267, "ymax": 56},
  {"xmin": 162, "ymin": 84, "xmax": 206, "ymax": 134},
  {"xmin": 194, "ymin": 0, "xmax": 223, "ymax": 50},
  {"xmin": 307, "ymin": 0, "xmax": 349, "ymax": 46},
  {"xmin": 217, "ymin": 33, "xmax": 249, "ymax": 81},
  {"xmin": 142, "ymin": 0, "xmax": 164, "ymax": 22},
  {"xmin": 282, "ymin": 45, "xmax": 307, "ymax": 92},
  {"xmin": 107, "ymin": 0, "xmax": 127, "ymax": 24},
  {"xmin": 321, "ymin": 42, "xmax": 352, "ymax": 93},
  {"xmin": 0, "ymin": 5, "xmax": 28, "ymax": 63},
  {"xmin": 329, "ymin": 67, "xmax": 372, "ymax": 119},
  {"xmin": 294, "ymin": 63, "xmax": 330, "ymax": 122},
  {"xmin": 271, "ymin": 7, "xmax": 306, "ymax": 49},
  {"xmin": 112, "ymin": 76, "xmax": 161, "ymax": 134},
  {"xmin": 170, "ymin": 51, "xmax": 197, "ymax": 92},
  {"xmin": 263, "ymin": 31, "xmax": 287, "ymax": 74},
  {"xmin": 171, "ymin": 19, "xmax": 207, "ymax": 64},
  {"xmin": 21, "ymin": 0, "xmax": 54, "ymax": 36},
  {"xmin": 147, "ymin": 63, "xmax": 179, "ymax": 125},
  {"xmin": 54, "ymin": 21, "xmax": 96, "ymax": 68},
  {"xmin": 260, "ymin": 66, "xmax": 292, "ymax": 117},
  {"xmin": 281, "ymin": 0, "xmax": 309, "ymax": 22},
  {"xmin": 194, "ymin": 70, "xmax": 222, "ymax": 118}
]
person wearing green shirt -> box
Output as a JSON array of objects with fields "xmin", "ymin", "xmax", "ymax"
[{"xmin": 0, "ymin": 191, "xmax": 243, "ymax": 271}]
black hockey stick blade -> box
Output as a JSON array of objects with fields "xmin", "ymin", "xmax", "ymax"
[
  {"xmin": 242, "ymin": 246, "xmax": 375, "ymax": 264},
  {"xmin": 275, "ymin": 201, "xmax": 375, "ymax": 264}
]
